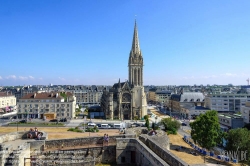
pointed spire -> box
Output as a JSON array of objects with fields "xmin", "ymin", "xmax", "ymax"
[
  {"xmin": 118, "ymin": 78, "xmax": 121, "ymax": 88},
  {"xmin": 131, "ymin": 19, "xmax": 140, "ymax": 55}
]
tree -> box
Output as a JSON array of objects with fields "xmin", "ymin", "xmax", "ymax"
[
  {"xmin": 190, "ymin": 110, "xmax": 223, "ymax": 162},
  {"xmin": 225, "ymin": 128, "xmax": 250, "ymax": 163},
  {"xmin": 160, "ymin": 117, "xmax": 180, "ymax": 135},
  {"xmin": 145, "ymin": 119, "xmax": 150, "ymax": 129}
]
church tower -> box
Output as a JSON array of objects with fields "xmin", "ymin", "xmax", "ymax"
[{"xmin": 129, "ymin": 20, "xmax": 143, "ymax": 86}]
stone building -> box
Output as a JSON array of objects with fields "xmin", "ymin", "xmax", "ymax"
[
  {"xmin": 168, "ymin": 92, "xmax": 205, "ymax": 117},
  {"xmin": 17, "ymin": 92, "xmax": 76, "ymax": 119},
  {"xmin": 65, "ymin": 85, "xmax": 109, "ymax": 107},
  {"xmin": 101, "ymin": 21, "xmax": 147, "ymax": 120},
  {"xmin": 0, "ymin": 92, "xmax": 16, "ymax": 114},
  {"xmin": 241, "ymin": 101, "xmax": 250, "ymax": 124}
]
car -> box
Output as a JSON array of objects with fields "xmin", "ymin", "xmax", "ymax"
[
  {"xmin": 132, "ymin": 123, "xmax": 141, "ymax": 127},
  {"xmin": 87, "ymin": 123, "xmax": 97, "ymax": 128},
  {"xmin": 59, "ymin": 118, "xmax": 67, "ymax": 122},
  {"xmin": 96, "ymin": 124, "xmax": 101, "ymax": 128},
  {"xmin": 49, "ymin": 119, "xmax": 58, "ymax": 122},
  {"xmin": 181, "ymin": 123, "xmax": 187, "ymax": 126},
  {"xmin": 19, "ymin": 119, "xmax": 27, "ymax": 123}
]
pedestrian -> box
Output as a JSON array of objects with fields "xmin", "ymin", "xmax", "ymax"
[
  {"xmin": 103, "ymin": 134, "xmax": 107, "ymax": 145},
  {"xmin": 106, "ymin": 134, "xmax": 109, "ymax": 145}
]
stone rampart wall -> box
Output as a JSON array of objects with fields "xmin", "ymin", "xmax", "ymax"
[
  {"xmin": 116, "ymin": 138, "xmax": 169, "ymax": 166},
  {"xmin": 0, "ymin": 132, "xmax": 25, "ymax": 144},
  {"xmin": 139, "ymin": 135, "xmax": 188, "ymax": 166},
  {"xmin": 45, "ymin": 134, "xmax": 135, "ymax": 149}
]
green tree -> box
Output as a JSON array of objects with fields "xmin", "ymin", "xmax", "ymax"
[
  {"xmin": 144, "ymin": 115, "xmax": 149, "ymax": 120},
  {"xmin": 84, "ymin": 107, "xmax": 88, "ymax": 115},
  {"xmin": 190, "ymin": 110, "xmax": 222, "ymax": 162},
  {"xmin": 225, "ymin": 128, "xmax": 250, "ymax": 163},
  {"xmin": 161, "ymin": 118, "xmax": 180, "ymax": 135},
  {"xmin": 145, "ymin": 119, "xmax": 150, "ymax": 129}
]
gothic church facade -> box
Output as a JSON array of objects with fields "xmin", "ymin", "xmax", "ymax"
[{"xmin": 101, "ymin": 21, "xmax": 147, "ymax": 120}]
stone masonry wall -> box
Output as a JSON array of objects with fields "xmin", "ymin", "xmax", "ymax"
[
  {"xmin": 0, "ymin": 132, "xmax": 25, "ymax": 143},
  {"xmin": 45, "ymin": 134, "xmax": 135, "ymax": 149},
  {"xmin": 139, "ymin": 135, "xmax": 188, "ymax": 166},
  {"xmin": 116, "ymin": 138, "xmax": 169, "ymax": 166}
]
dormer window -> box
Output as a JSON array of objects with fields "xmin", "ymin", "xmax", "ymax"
[{"xmin": 190, "ymin": 99, "xmax": 194, "ymax": 102}]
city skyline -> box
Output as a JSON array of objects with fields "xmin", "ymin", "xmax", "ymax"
[{"xmin": 1, "ymin": 1, "xmax": 250, "ymax": 86}]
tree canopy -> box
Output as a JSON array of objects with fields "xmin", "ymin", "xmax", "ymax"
[
  {"xmin": 161, "ymin": 118, "xmax": 180, "ymax": 134},
  {"xmin": 225, "ymin": 128, "xmax": 250, "ymax": 162},
  {"xmin": 190, "ymin": 110, "xmax": 222, "ymax": 150}
]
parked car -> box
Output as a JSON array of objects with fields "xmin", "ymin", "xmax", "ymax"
[
  {"xmin": 59, "ymin": 118, "xmax": 67, "ymax": 122},
  {"xmin": 96, "ymin": 124, "xmax": 101, "ymax": 128},
  {"xmin": 49, "ymin": 119, "xmax": 58, "ymax": 122},
  {"xmin": 19, "ymin": 119, "xmax": 27, "ymax": 123},
  {"xmin": 87, "ymin": 123, "xmax": 97, "ymax": 128},
  {"xmin": 181, "ymin": 123, "xmax": 187, "ymax": 126}
]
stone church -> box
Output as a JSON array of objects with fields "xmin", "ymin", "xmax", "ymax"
[{"xmin": 101, "ymin": 21, "xmax": 147, "ymax": 120}]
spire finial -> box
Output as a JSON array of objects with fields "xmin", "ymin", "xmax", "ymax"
[{"xmin": 131, "ymin": 18, "xmax": 140, "ymax": 54}]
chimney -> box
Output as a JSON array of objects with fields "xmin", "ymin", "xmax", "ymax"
[
  {"xmin": 56, "ymin": 93, "xmax": 58, "ymax": 98},
  {"xmin": 34, "ymin": 93, "xmax": 36, "ymax": 98},
  {"xmin": 51, "ymin": 93, "xmax": 53, "ymax": 97}
]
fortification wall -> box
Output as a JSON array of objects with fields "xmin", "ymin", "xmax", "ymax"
[{"xmin": 139, "ymin": 134, "xmax": 188, "ymax": 166}]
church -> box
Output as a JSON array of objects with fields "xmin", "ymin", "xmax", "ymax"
[{"xmin": 101, "ymin": 21, "xmax": 147, "ymax": 120}]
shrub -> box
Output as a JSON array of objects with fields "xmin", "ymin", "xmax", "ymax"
[{"xmin": 67, "ymin": 128, "xmax": 75, "ymax": 131}]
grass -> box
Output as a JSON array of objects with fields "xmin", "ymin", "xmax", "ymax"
[{"xmin": 0, "ymin": 127, "xmax": 119, "ymax": 140}]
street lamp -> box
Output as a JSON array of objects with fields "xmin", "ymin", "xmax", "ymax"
[{"xmin": 16, "ymin": 121, "xmax": 18, "ymax": 132}]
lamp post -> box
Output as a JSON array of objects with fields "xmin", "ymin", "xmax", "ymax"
[{"xmin": 16, "ymin": 121, "xmax": 18, "ymax": 132}]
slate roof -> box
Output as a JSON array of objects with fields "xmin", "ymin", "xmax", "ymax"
[{"xmin": 171, "ymin": 92, "xmax": 204, "ymax": 102}]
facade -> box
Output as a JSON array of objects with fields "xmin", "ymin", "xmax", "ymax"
[
  {"xmin": 101, "ymin": 21, "xmax": 147, "ymax": 120},
  {"xmin": 155, "ymin": 90, "xmax": 172, "ymax": 106},
  {"xmin": 168, "ymin": 92, "xmax": 205, "ymax": 114},
  {"xmin": 0, "ymin": 92, "xmax": 16, "ymax": 114},
  {"xmin": 180, "ymin": 105, "xmax": 210, "ymax": 119},
  {"xmin": 218, "ymin": 113, "xmax": 244, "ymax": 130},
  {"xmin": 17, "ymin": 92, "xmax": 76, "ymax": 119},
  {"xmin": 241, "ymin": 101, "xmax": 250, "ymax": 124},
  {"xmin": 65, "ymin": 85, "xmax": 108, "ymax": 107},
  {"xmin": 205, "ymin": 93, "xmax": 250, "ymax": 113}
]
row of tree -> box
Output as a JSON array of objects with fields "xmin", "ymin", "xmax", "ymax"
[{"xmin": 190, "ymin": 110, "xmax": 250, "ymax": 164}]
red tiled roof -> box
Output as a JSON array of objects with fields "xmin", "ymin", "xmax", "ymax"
[
  {"xmin": 20, "ymin": 92, "xmax": 73, "ymax": 100},
  {"xmin": 0, "ymin": 92, "xmax": 14, "ymax": 97}
]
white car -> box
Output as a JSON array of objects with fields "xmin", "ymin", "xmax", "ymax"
[{"xmin": 87, "ymin": 123, "xmax": 97, "ymax": 128}]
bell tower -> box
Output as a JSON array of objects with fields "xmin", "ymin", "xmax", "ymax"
[{"xmin": 128, "ymin": 20, "xmax": 143, "ymax": 86}]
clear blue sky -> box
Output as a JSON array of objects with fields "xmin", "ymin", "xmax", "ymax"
[{"xmin": 1, "ymin": 0, "xmax": 250, "ymax": 86}]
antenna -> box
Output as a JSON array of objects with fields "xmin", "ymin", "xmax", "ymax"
[{"xmin": 247, "ymin": 78, "xmax": 249, "ymax": 85}]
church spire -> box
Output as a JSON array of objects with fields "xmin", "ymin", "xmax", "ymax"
[{"xmin": 131, "ymin": 20, "xmax": 140, "ymax": 54}]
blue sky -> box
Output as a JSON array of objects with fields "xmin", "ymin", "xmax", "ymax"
[{"xmin": 1, "ymin": 0, "xmax": 250, "ymax": 86}]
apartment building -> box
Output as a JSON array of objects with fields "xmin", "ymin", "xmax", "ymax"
[
  {"xmin": 241, "ymin": 102, "xmax": 250, "ymax": 124},
  {"xmin": 155, "ymin": 90, "xmax": 172, "ymax": 105},
  {"xmin": 205, "ymin": 93, "xmax": 250, "ymax": 113},
  {"xmin": 0, "ymin": 92, "xmax": 16, "ymax": 114},
  {"xmin": 65, "ymin": 85, "xmax": 109, "ymax": 107},
  {"xmin": 169, "ymin": 92, "xmax": 205, "ymax": 110},
  {"xmin": 17, "ymin": 92, "xmax": 76, "ymax": 120},
  {"xmin": 218, "ymin": 114, "xmax": 244, "ymax": 130}
]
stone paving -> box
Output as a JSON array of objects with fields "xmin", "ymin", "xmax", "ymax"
[{"xmin": 3, "ymin": 138, "xmax": 36, "ymax": 150}]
